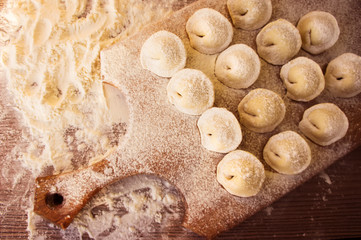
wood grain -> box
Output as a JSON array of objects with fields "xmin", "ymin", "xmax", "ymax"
[
  {"xmin": 1, "ymin": 0, "xmax": 361, "ymax": 239},
  {"xmin": 1, "ymin": 148, "xmax": 360, "ymax": 239}
]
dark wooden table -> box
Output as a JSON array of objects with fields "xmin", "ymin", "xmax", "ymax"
[
  {"xmin": 1, "ymin": 0, "xmax": 361, "ymax": 239},
  {"xmin": 1, "ymin": 148, "xmax": 360, "ymax": 239}
]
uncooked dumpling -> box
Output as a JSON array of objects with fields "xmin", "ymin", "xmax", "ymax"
[
  {"xmin": 217, "ymin": 150, "xmax": 265, "ymax": 197},
  {"xmin": 186, "ymin": 8, "xmax": 233, "ymax": 55},
  {"xmin": 280, "ymin": 57, "xmax": 325, "ymax": 101},
  {"xmin": 140, "ymin": 30, "xmax": 186, "ymax": 77},
  {"xmin": 215, "ymin": 44, "xmax": 261, "ymax": 89},
  {"xmin": 167, "ymin": 68, "xmax": 214, "ymax": 115},
  {"xmin": 263, "ymin": 131, "xmax": 311, "ymax": 175},
  {"xmin": 238, "ymin": 88, "xmax": 286, "ymax": 133},
  {"xmin": 299, "ymin": 103, "xmax": 349, "ymax": 146},
  {"xmin": 256, "ymin": 19, "xmax": 301, "ymax": 65},
  {"xmin": 197, "ymin": 107, "xmax": 242, "ymax": 153},
  {"xmin": 325, "ymin": 53, "xmax": 361, "ymax": 98},
  {"xmin": 227, "ymin": 0, "xmax": 272, "ymax": 30},
  {"xmin": 297, "ymin": 11, "xmax": 340, "ymax": 55}
]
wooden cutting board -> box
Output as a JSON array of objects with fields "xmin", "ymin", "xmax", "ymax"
[{"xmin": 95, "ymin": 0, "xmax": 361, "ymax": 237}]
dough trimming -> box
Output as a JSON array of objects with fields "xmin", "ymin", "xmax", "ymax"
[
  {"xmin": 297, "ymin": 11, "xmax": 340, "ymax": 55},
  {"xmin": 227, "ymin": 0, "xmax": 272, "ymax": 30},
  {"xmin": 215, "ymin": 44, "xmax": 261, "ymax": 89},
  {"xmin": 186, "ymin": 8, "xmax": 233, "ymax": 55},
  {"xmin": 217, "ymin": 150, "xmax": 265, "ymax": 197},
  {"xmin": 140, "ymin": 30, "xmax": 186, "ymax": 77},
  {"xmin": 280, "ymin": 57, "xmax": 325, "ymax": 102},
  {"xmin": 167, "ymin": 68, "xmax": 214, "ymax": 115},
  {"xmin": 256, "ymin": 19, "xmax": 301, "ymax": 65},
  {"xmin": 325, "ymin": 53, "xmax": 361, "ymax": 98},
  {"xmin": 197, "ymin": 107, "xmax": 242, "ymax": 153},
  {"xmin": 238, "ymin": 88, "xmax": 286, "ymax": 133},
  {"xmin": 263, "ymin": 131, "xmax": 311, "ymax": 175},
  {"xmin": 299, "ymin": 103, "xmax": 349, "ymax": 146}
]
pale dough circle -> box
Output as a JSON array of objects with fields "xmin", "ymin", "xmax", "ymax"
[
  {"xmin": 167, "ymin": 68, "xmax": 214, "ymax": 115},
  {"xmin": 197, "ymin": 107, "xmax": 242, "ymax": 153},
  {"xmin": 227, "ymin": 0, "xmax": 272, "ymax": 30},
  {"xmin": 186, "ymin": 8, "xmax": 233, "ymax": 55},
  {"xmin": 297, "ymin": 11, "xmax": 340, "ymax": 55},
  {"xmin": 215, "ymin": 44, "xmax": 261, "ymax": 89},
  {"xmin": 263, "ymin": 131, "xmax": 311, "ymax": 175},
  {"xmin": 238, "ymin": 88, "xmax": 286, "ymax": 133},
  {"xmin": 280, "ymin": 57, "xmax": 325, "ymax": 102},
  {"xmin": 256, "ymin": 19, "xmax": 302, "ymax": 65},
  {"xmin": 325, "ymin": 53, "xmax": 361, "ymax": 98},
  {"xmin": 140, "ymin": 30, "xmax": 186, "ymax": 77},
  {"xmin": 299, "ymin": 103, "xmax": 349, "ymax": 146},
  {"xmin": 217, "ymin": 150, "xmax": 265, "ymax": 197}
]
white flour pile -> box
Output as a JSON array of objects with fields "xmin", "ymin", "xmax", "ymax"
[
  {"xmin": 0, "ymin": 0, "xmax": 178, "ymax": 174},
  {"xmin": 0, "ymin": 0, "xmax": 191, "ymax": 239}
]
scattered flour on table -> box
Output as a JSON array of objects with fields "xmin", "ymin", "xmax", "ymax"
[
  {"xmin": 264, "ymin": 206, "xmax": 274, "ymax": 216},
  {"xmin": 319, "ymin": 171, "xmax": 332, "ymax": 185},
  {"xmin": 75, "ymin": 175, "xmax": 184, "ymax": 240},
  {"xmin": 29, "ymin": 174, "xmax": 186, "ymax": 240}
]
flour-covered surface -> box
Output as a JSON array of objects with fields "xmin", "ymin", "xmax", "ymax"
[
  {"xmin": 1, "ymin": 0, "xmax": 361, "ymax": 239},
  {"xmin": 0, "ymin": 0, "xmax": 199, "ymax": 239},
  {"xmin": 29, "ymin": 174, "xmax": 199, "ymax": 240},
  {"xmin": 101, "ymin": 0, "xmax": 361, "ymax": 237},
  {"xmin": 0, "ymin": 0, "xmax": 181, "ymax": 174}
]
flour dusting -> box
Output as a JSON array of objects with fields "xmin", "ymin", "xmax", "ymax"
[
  {"xmin": 0, "ymin": 0, "xmax": 177, "ymax": 174},
  {"xmin": 319, "ymin": 171, "xmax": 332, "ymax": 185}
]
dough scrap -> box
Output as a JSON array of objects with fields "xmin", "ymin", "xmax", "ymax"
[
  {"xmin": 238, "ymin": 88, "xmax": 286, "ymax": 133},
  {"xmin": 256, "ymin": 19, "xmax": 301, "ymax": 65},
  {"xmin": 215, "ymin": 44, "xmax": 261, "ymax": 89},
  {"xmin": 325, "ymin": 53, "xmax": 361, "ymax": 98},
  {"xmin": 140, "ymin": 30, "xmax": 186, "ymax": 77},
  {"xmin": 227, "ymin": 0, "xmax": 272, "ymax": 30},
  {"xmin": 299, "ymin": 103, "xmax": 349, "ymax": 146},
  {"xmin": 167, "ymin": 68, "xmax": 214, "ymax": 115},
  {"xmin": 197, "ymin": 107, "xmax": 242, "ymax": 153},
  {"xmin": 280, "ymin": 57, "xmax": 325, "ymax": 102},
  {"xmin": 186, "ymin": 8, "xmax": 233, "ymax": 55},
  {"xmin": 217, "ymin": 150, "xmax": 265, "ymax": 197},
  {"xmin": 297, "ymin": 11, "xmax": 340, "ymax": 55},
  {"xmin": 263, "ymin": 131, "xmax": 311, "ymax": 175}
]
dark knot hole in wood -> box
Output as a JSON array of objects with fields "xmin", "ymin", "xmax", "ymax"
[{"xmin": 45, "ymin": 193, "xmax": 64, "ymax": 209}]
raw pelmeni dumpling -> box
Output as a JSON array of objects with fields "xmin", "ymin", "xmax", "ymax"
[
  {"xmin": 325, "ymin": 53, "xmax": 361, "ymax": 98},
  {"xmin": 197, "ymin": 107, "xmax": 242, "ymax": 153},
  {"xmin": 256, "ymin": 19, "xmax": 301, "ymax": 65},
  {"xmin": 299, "ymin": 103, "xmax": 349, "ymax": 146},
  {"xmin": 297, "ymin": 11, "xmax": 340, "ymax": 55},
  {"xmin": 217, "ymin": 150, "xmax": 265, "ymax": 197},
  {"xmin": 263, "ymin": 131, "xmax": 311, "ymax": 175},
  {"xmin": 167, "ymin": 68, "xmax": 214, "ymax": 115},
  {"xmin": 186, "ymin": 8, "xmax": 233, "ymax": 55},
  {"xmin": 227, "ymin": 0, "xmax": 272, "ymax": 30},
  {"xmin": 215, "ymin": 44, "xmax": 261, "ymax": 89},
  {"xmin": 238, "ymin": 88, "xmax": 286, "ymax": 133},
  {"xmin": 140, "ymin": 30, "xmax": 186, "ymax": 77},
  {"xmin": 280, "ymin": 57, "xmax": 325, "ymax": 101}
]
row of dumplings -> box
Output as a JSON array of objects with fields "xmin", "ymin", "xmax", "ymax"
[
  {"xmin": 140, "ymin": 7, "xmax": 361, "ymax": 99},
  {"xmin": 139, "ymin": 1, "xmax": 359, "ymax": 198}
]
